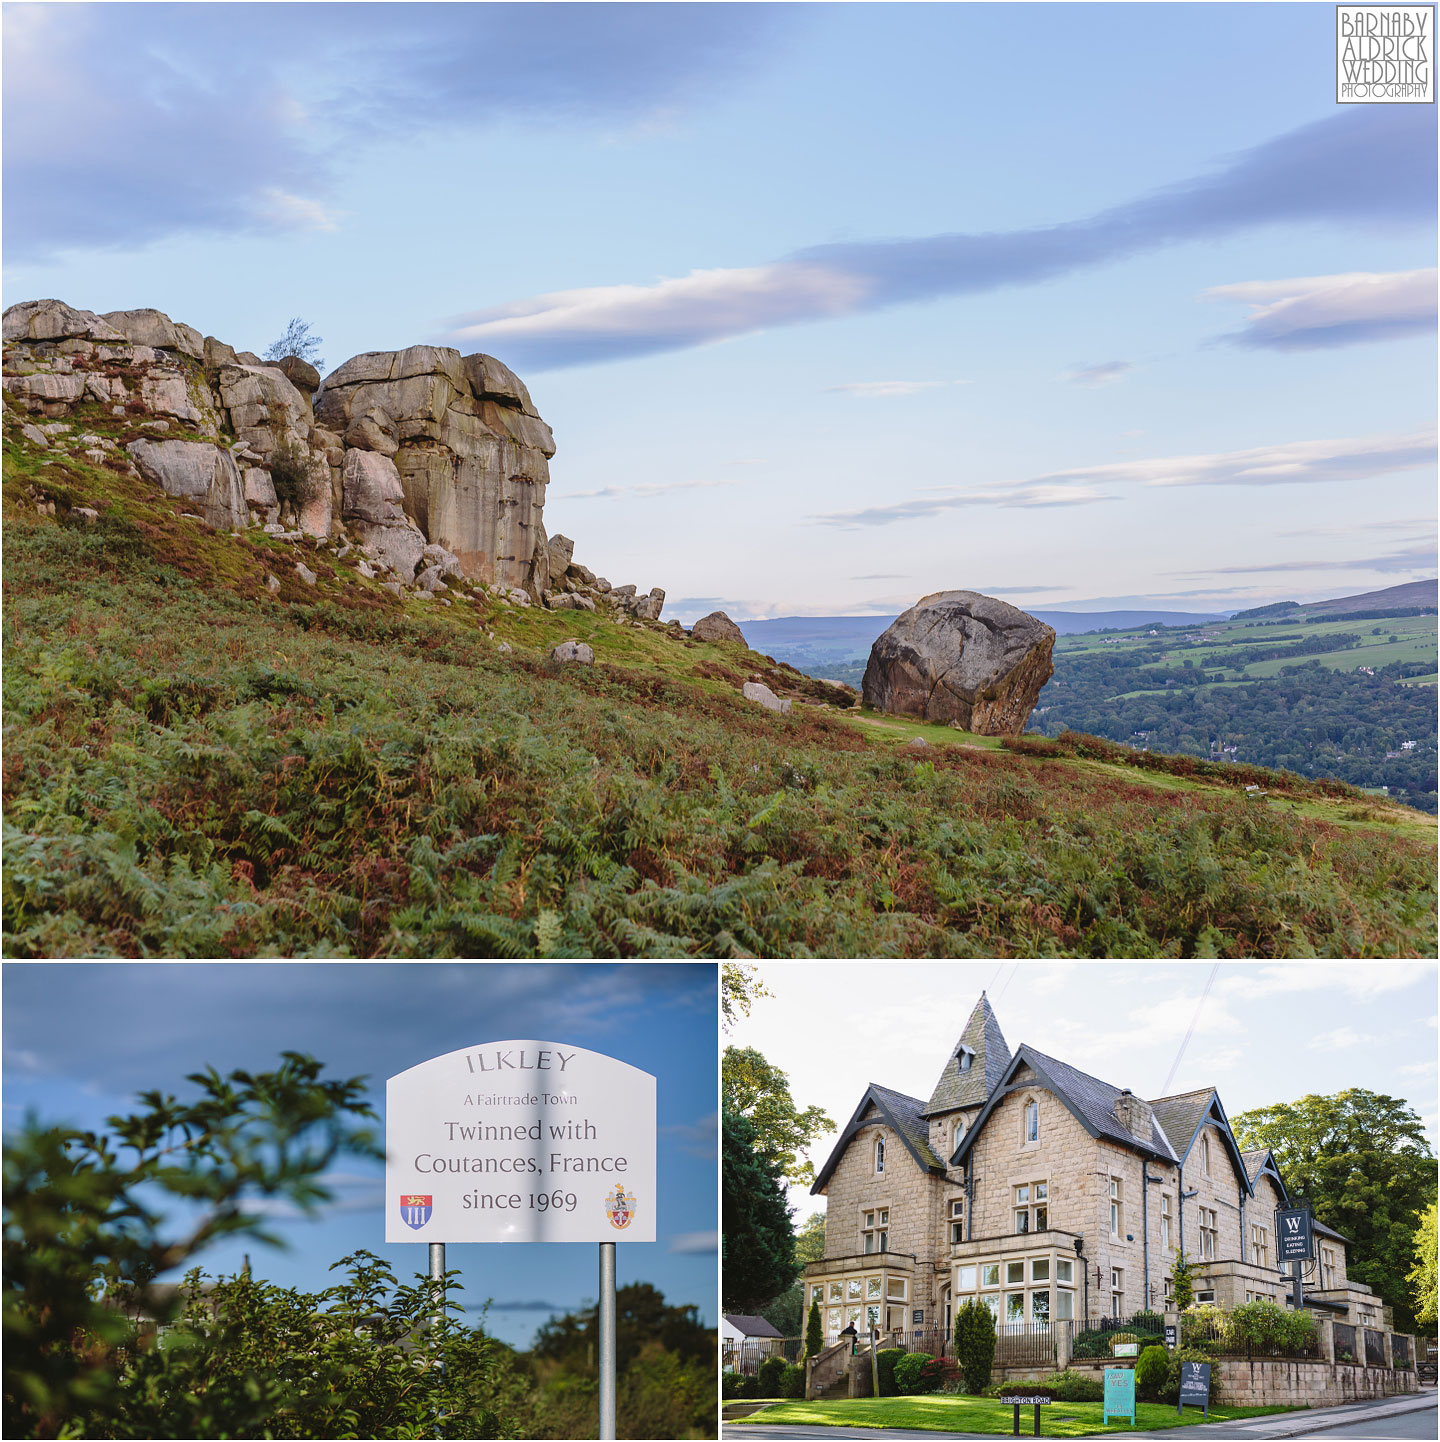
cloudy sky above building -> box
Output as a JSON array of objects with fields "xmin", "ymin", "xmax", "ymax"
[
  {"xmin": 4, "ymin": 3, "xmax": 1435, "ymax": 620},
  {"xmin": 730, "ymin": 962, "xmax": 1439, "ymax": 1223},
  {"xmin": 2, "ymin": 963, "xmax": 718, "ymax": 1349}
]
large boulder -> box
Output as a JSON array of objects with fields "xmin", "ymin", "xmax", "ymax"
[
  {"xmin": 3, "ymin": 300, "xmax": 126, "ymax": 344},
  {"xmin": 692, "ymin": 610, "xmax": 746, "ymax": 645},
  {"xmin": 101, "ymin": 308, "xmax": 204, "ymax": 359},
  {"xmin": 126, "ymin": 438, "xmax": 248, "ymax": 530},
  {"xmin": 861, "ymin": 590, "xmax": 1055, "ymax": 735}
]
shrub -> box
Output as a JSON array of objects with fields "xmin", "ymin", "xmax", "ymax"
[
  {"xmin": 780, "ymin": 1362, "xmax": 806, "ymax": 1399},
  {"xmin": 1181, "ymin": 1303, "xmax": 1231, "ymax": 1351},
  {"xmin": 1159, "ymin": 1347, "xmax": 1224, "ymax": 1405},
  {"xmin": 953, "ymin": 1297, "xmax": 997, "ymax": 1393},
  {"xmin": 1229, "ymin": 1300, "xmax": 1316, "ymax": 1355},
  {"xmin": 1108, "ymin": 1331, "xmax": 1140, "ymax": 1354},
  {"xmin": 892, "ymin": 1351, "xmax": 934, "ymax": 1394},
  {"xmin": 1135, "ymin": 1345, "xmax": 1169, "ymax": 1398},
  {"xmin": 1170, "ymin": 1252, "xmax": 1195, "ymax": 1312},
  {"xmin": 1038, "ymin": 1371, "xmax": 1105, "ymax": 1402},
  {"xmin": 722, "ymin": 1371, "xmax": 758, "ymax": 1399},
  {"xmin": 267, "ymin": 441, "xmax": 321, "ymax": 508},
  {"xmin": 804, "ymin": 1298, "xmax": 823, "ymax": 1362},
  {"xmin": 923, "ymin": 1357, "xmax": 962, "ymax": 1393},
  {"xmin": 876, "ymin": 1347, "xmax": 906, "ymax": 1397},
  {"xmin": 756, "ymin": 1354, "xmax": 787, "ymax": 1396}
]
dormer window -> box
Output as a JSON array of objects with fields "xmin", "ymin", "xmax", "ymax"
[
  {"xmin": 958, "ymin": 1047, "xmax": 974, "ymax": 1073},
  {"xmin": 875, "ymin": 1137, "xmax": 886, "ymax": 1174}
]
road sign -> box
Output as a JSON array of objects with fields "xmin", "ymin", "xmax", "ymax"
[
  {"xmin": 385, "ymin": 1040, "xmax": 657, "ymax": 1244},
  {"xmin": 1177, "ymin": 1360, "xmax": 1211, "ymax": 1417},
  {"xmin": 1103, "ymin": 1368, "xmax": 1135, "ymax": 1427},
  {"xmin": 1276, "ymin": 1206, "xmax": 1314, "ymax": 1262}
]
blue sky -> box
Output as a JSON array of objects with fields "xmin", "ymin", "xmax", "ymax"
[
  {"xmin": 730, "ymin": 961, "xmax": 1439, "ymax": 1221},
  {"xmin": 1, "ymin": 962, "xmax": 718, "ymax": 1348},
  {"xmin": 3, "ymin": 3, "xmax": 1435, "ymax": 622}
]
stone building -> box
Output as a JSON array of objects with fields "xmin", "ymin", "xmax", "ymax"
[{"xmin": 802, "ymin": 994, "xmax": 1393, "ymax": 1351}]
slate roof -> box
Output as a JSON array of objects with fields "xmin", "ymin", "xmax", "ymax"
[
  {"xmin": 1148, "ymin": 1088, "xmax": 1216, "ymax": 1162},
  {"xmin": 923, "ymin": 992, "xmax": 1012, "ymax": 1117},
  {"xmin": 725, "ymin": 1314, "xmax": 784, "ymax": 1338},
  {"xmin": 811, "ymin": 1082, "xmax": 943, "ymax": 1194},
  {"xmin": 953, "ymin": 1044, "xmax": 1178, "ymax": 1166},
  {"xmin": 1021, "ymin": 1046, "xmax": 1178, "ymax": 1160}
]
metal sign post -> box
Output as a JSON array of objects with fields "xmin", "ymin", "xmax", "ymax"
[
  {"xmin": 1276, "ymin": 1207, "xmax": 1314, "ymax": 1311},
  {"xmin": 386, "ymin": 1040, "xmax": 657, "ymax": 1442},
  {"xmin": 599, "ymin": 1242, "xmax": 617, "ymax": 1440}
]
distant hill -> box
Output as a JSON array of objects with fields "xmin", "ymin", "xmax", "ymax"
[
  {"xmin": 738, "ymin": 609, "xmax": 1231, "ymax": 664},
  {"xmin": 1296, "ymin": 579, "xmax": 1437, "ymax": 616}
]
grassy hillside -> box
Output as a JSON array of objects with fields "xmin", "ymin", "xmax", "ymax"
[{"xmin": 4, "ymin": 407, "xmax": 1435, "ymax": 957}]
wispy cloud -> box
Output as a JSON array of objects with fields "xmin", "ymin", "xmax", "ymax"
[
  {"xmin": 825, "ymin": 380, "xmax": 966, "ymax": 397},
  {"xmin": 1307, "ymin": 1027, "xmax": 1375, "ymax": 1050},
  {"xmin": 556, "ymin": 479, "xmax": 738, "ymax": 501},
  {"xmin": 257, "ymin": 188, "xmax": 341, "ymax": 233},
  {"xmin": 1183, "ymin": 540, "xmax": 1437, "ymax": 577},
  {"xmin": 1063, "ymin": 361, "xmax": 1133, "ymax": 388},
  {"xmin": 1206, "ymin": 268, "xmax": 1437, "ymax": 350},
  {"xmin": 440, "ymin": 107, "xmax": 1434, "ymax": 367},
  {"xmin": 669, "ymin": 1231, "xmax": 719, "ymax": 1254},
  {"xmin": 813, "ymin": 483, "xmax": 1115, "ymax": 528}
]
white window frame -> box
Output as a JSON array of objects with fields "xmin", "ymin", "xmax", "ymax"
[
  {"xmin": 1024, "ymin": 1099, "xmax": 1039, "ymax": 1143},
  {"xmin": 1160, "ymin": 1193, "xmax": 1171, "ymax": 1250},
  {"xmin": 875, "ymin": 1137, "xmax": 886, "ymax": 1174},
  {"xmin": 1110, "ymin": 1177, "xmax": 1122, "ymax": 1237}
]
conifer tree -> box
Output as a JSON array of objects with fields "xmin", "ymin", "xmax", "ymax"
[{"xmin": 804, "ymin": 1297, "xmax": 823, "ymax": 1362}]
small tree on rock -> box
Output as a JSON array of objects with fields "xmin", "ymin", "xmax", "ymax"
[
  {"xmin": 952, "ymin": 1298, "xmax": 996, "ymax": 1394},
  {"xmin": 263, "ymin": 317, "xmax": 325, "ymax": 371}
]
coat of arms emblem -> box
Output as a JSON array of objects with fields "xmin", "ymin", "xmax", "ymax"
[
  {"xmin": 605, "ymin": 1185, "xmax": 637, "ymax": 1230},
  {"xmin": 400, "ymin": 1193, "xmax": 433, "ymax": 1230}
]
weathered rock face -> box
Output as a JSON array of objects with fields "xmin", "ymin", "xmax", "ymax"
[
  {"xmin": 692, "ymin": 610, "xmax": 746, "ymax": 645},
  {"xmin": 861, "ymin": 590, "xmax": 1055, "ymax": 735},
  {"xmin": 126, "ymin": 438, "xmax": 248, "ymax": 530},
  {"xmin": 316, "ymin": 343, "xmax": 554, "ymax": 592}
]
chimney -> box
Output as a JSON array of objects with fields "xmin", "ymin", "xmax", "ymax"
[{"xmin": 1113, "ymin": 1088, "xmax": 1154, "ymax": 1143}]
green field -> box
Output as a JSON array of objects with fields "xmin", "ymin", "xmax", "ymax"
[{"xmin": 729, "ymin": 1394, "xmax": 1295, "ymax": 1435}]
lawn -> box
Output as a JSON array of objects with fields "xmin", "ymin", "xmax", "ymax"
[{"xmin": 728, "ymin": 1394, "xmax": 1297, "ymax": 1434}]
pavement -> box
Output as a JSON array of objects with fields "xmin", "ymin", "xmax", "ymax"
[{"xmin": 721, "ymin": 1388, "xmax": 1437, "ymax": 1442}]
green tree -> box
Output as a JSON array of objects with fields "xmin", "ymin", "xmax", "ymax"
[
  {"xmin": 804, "ymin": 1297, "xmax": 824, "ymax": 1362},
  {"xmin": 1170, "ymin": 1251, "xmax": 1194, "ymax": 1312},
  {"xmin": 1408, "ymin": 1202, "xmax": 1438, "ymax": 1330},
  {"xmin": 952, "ymin": 1298, "xmax": 996, "ymax": 1394},
  {"xmin": 722, "ymin": 1047, "xmax": 834, "ymax": 1185},
  {"xmin": 2, "ymin": 1053, "xmax": 379, "ymax": 1438},
  {"xmin": 722, "ymin": 1110, "xmax": 798, "ymax": 1313},
  {"xmin": 721, "ymin": 963, "xmax": 770, "ymax": 1032},
  {"xmin": 531, "ymin": 1281, "xmax": 711, "ymax": 1371},
  {"xmin": 1232, "ymin": 1089, "xmax": 1437, "ymax": 1331},
  {"xmin": 760, "ymin": 1211, "xmax": 827, "ymax": 1336},
  {"xmin": 263, "ymin": 317, "xmax": 325, "ymax": 371}
]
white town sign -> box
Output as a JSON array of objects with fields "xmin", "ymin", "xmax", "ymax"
[{"xmin": 385, "ymin": 1040, "xmax": 657, "ymax": 1244}]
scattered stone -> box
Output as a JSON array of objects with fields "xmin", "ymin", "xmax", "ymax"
[
  {"xmin": 862, "ymin": 590, "xmax": 1056, "ymax": 735},
  {"xmin": 73, "ymin": 507, "xmax": 100, "ymax": 523},
  {"xmin": 355, "ymin": 559, "xmax": 377, "ymax": 579},
  {"xmin": 742, "ymin": 681, "xmax": 791, "ymax": 715},
  {"xmin": 295, "ymin": 562, "xmax": 317, "ymax": 586},
  {"xmin": 497, "ymin": 640, "xmax": 513, "ymax": 653},
  {"xmin": 19, "ymin": 422, "xmax": 49, "ymax": 447},
  {"xmin": 140, "ymin": 420, "xmax": 171, "ymax": 433},
  {"xmin": 551, "ymin": 640, "xmax": 594, "ymax": 665},
  {"xmin": 691, "ymin": 610, "xmax": 746, "ymax": 645},
  {"xmin": 547, "ymin": 591, "xmax": 596, "ymax": 612},
  {"xmin": 39, "ymin": 422, "xmax": 72, "ymax": 436},
  {"xmin": 381, "ymin": 581, "xmax": 405, "ymax": 595},
  {"xmin": 415, "ymin": 563, "xmax": 449, "ymax": 593},
  {"xmin": 266, "ymin": 574, "xmax": 281, "ymax": 593},
  {"xmin": 904, "ymin": 736, "xmax": 932, "ymax": 751}
]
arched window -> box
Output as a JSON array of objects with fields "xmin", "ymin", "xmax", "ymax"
[
  {"xmin": 1024, "ymin": 1099, "xmax": 1039, "ymax": 1142},
  {"xmin": 875, "ymin": 1137, "xmax": 886, "ymax": 1174},
  {"xmin": 1201, "ymin": 1135, "xmax": 1211, "ymax": 1175},
  {"xmin": 951, "ymin": 1117, "xmax": 966, "ymax": 1153}
]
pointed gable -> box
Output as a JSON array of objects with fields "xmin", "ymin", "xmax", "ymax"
[
  {"xmin": 811, "ymin": 1082, "xmax": 944, "ymax": 1194},
  {"xmin": 1149, "ymin": 1087, "xmax": 1254, "ymax": 1193},
  {"xmin": 923, "ymin": 991, "xmax": 1012, "ymax": 1117}
]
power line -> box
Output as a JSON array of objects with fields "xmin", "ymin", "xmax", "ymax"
[
  {"xmin": 1161, "ymin": 963, "xmax": 1220, "ymax": 1095},
  {"xmin": 995, "ymin": 963, "xmax": 1021, "ymax": 1004}
]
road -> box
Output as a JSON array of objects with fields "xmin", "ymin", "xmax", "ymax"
[{"xmin": 722, "ymin": 1393, "xmax": 1438, "ymax": 1442}]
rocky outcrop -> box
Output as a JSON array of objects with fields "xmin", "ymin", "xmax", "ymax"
[
  {"xmin": 692, "ymin": 610, "xmax": 746, "ymax": 645},
  {"xmin": 316, "ymin": 343, "xmax": 553, "ymax": 592},
  {"xmin": 861, "ymin": 590, "xmax": 1055, "ymax": 735},
  {"xmin": 126, "ymin": 438, "xmax": 247, "ymax": 530}
]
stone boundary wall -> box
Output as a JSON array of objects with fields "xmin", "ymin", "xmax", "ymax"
[{"xmin": 1057, "ymin": 1355, "xmax": 1417, "ymax": 1407}]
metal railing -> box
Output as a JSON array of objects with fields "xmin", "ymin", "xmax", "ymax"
[
  {"xmin": 1391, "ymin": 1334, "xmax": 1412, "ymax": 1369},
  {"xmin": 1364, "ymin": 1329, "xmax": 1387, "ymax": 1368},
  {"xmin": 723, "ymin": 1336, "xmax": 795, "ymax": 1376},
  {"xmin": 1332, "ymin": 1323, "xmax": 1358, "ymax": 1364},
  {"xmin": 1071, "ymin": 1312, "xmax": 1166, "ymax": 1359},
  {"xmin": 993, "ymin": 1319, "xmax": 1061, "ymax": 1368},
  {"xmin": 1178, "ymin": 1312, "xmax": 1319, "ymax": 1360}
]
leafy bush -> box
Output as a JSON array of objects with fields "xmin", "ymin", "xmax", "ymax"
[
  {"xmin": 1228, "ymin": 1301, "xmax": 1317, "ymax": 1355},
  {"xmin": 1038, "ymin": 1371, "xmax": 1105, "ymax": 1402},
  {"xmin": 1159, "ymin": 1347, "xmax": 1224, "ymax": 1405},
  {"xmin": 756, "ymin": 1354, "xmax": 787, "ymax": 1396},
  {"xmin": 267, "ymin": 441, "xmax": 321, "ymax": 508},
  {"xmin": 953, "ymin": 1297, "xmax": 997, "ymax": 1393},
  {"xmin": 1109, "ymin": 1331, "xmax": 1140, "ymax": 1354},
  {"xmin": 1135, "ymin": 1345, "xmax": 1169, "ymax": 1398},
  {"xmin": 722, "ymin": 1371, "xmax": 757, "ymax": 1399},
  {"xmin": 892, "ymin": 1351, "xmax": 934, "ymax": 1394},
  {"xmin": 922, "ymin": 1357, "xmax": 962, "ymax": 1393},
  {"xmin": 781, "ymin": 1362, "xmax": 806, "ymax": 1399},
  {"xmin": 876, "ymin": 1347, "xmax": 906, "ymax": 1397}
]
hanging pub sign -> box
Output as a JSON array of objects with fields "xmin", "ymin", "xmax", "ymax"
[
  {"xmin": 1276, "ymin": 1206, "xmax": 1314, "ymax": 1263},
  {"xmin": 1177, "ymin": 1361, "xmax": 1211, "ymax": 1417},
  {"xmin": 385, "ymin": 1040, "xmax": 657, "ymax": 1244}
]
